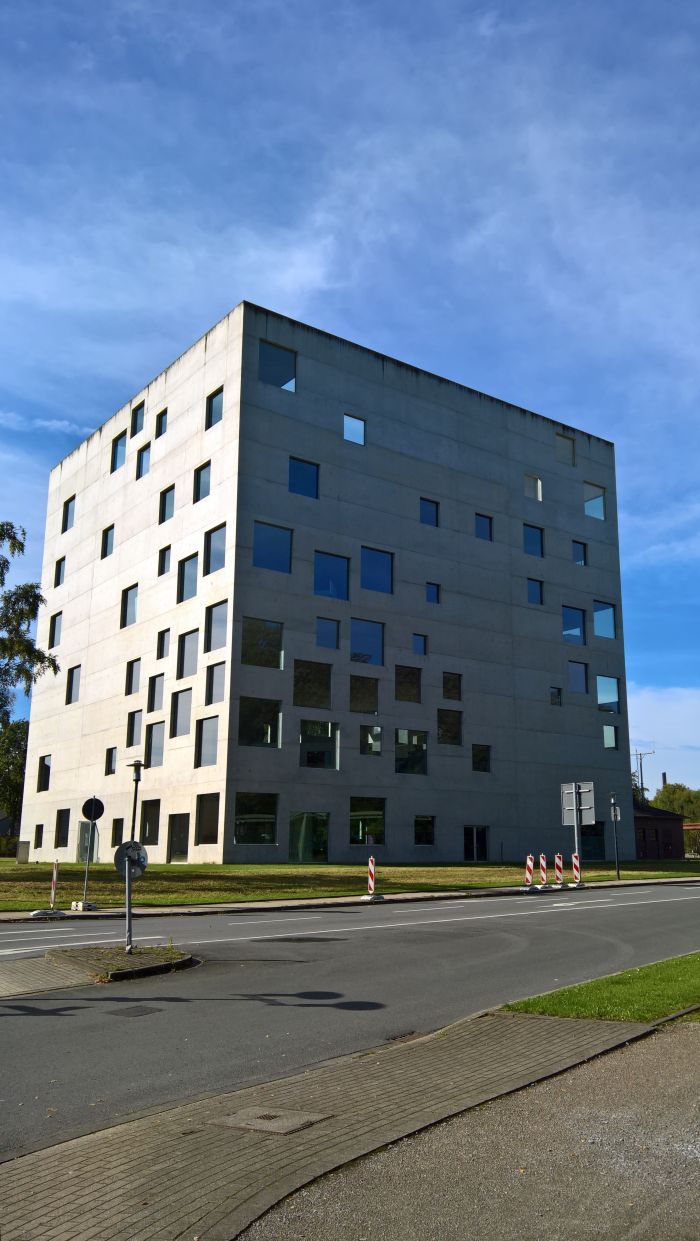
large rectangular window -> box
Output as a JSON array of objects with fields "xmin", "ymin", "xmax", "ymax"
[
  {"xmin": 584, "ymin": 482, "xmax": 606, "ymax": 520},
  {"xmin": 159, "ymin": 485, "xmax": 175, "ymax": 524},
  {"xmin": 475, "ymin": 513, "xmax": 493, "ymax": 541},
  {"xmin": 299, "ymin": 719, "xmax": 339, "ymax": 769},
  {"xmin": 350, "ymin": 618, "xmax": 384, "ymax": 665},
  {"xmin": 205, "ymin": 662, "xmax": 225, "ymax": 705},
  {"xmin": 289, "ymin": 457, "xmax": 319, "ymax": 498},
  {"xmin": 562, "ymin": 605, "xmax": 586, "ymax": 645},
  {"xmin": 66, "ymin": 665, "xmax": 81, "ymax": 704},
  {"xmin": 130, "ymin": 402, "xmax": 144, "ymax": 436},
  {"xmin": 241, "ymin": 617, "xmax": 283, "ymax": 667},
  {"xmin": 177, "ymin": 630, "xmax": 198, "ymax": 678},
  {"xmin": 120, "ymin": 584, "xmax": 138, "ymax": 628},
  {"xmin": 145, "ymin": 721, "xmax": 165, "ymax": 768},
  {"xmin": 204, "ymin": 600, "xmax": 227, "ymax": 652},
  {"xmin": 101, "ymin": 525, "xmax": 114, "ymax": 559},
  {"xmin": 147, "ymin": 674, "xmax": 164, "ymax": 712},
  {"xmin": 48, "ymin": 612, "xmax": 62, "ymax": 648},
  {"xmin": 125, "ymin": 658, "xmax": 141, "ymax": 694},
  {"xmin": 238, "ymin": 697, "xmax": 281, "ymax": 747},
  {"xmin": 62, "ymin": 496, "xmax": 75, "ymax": 533},
  {"xmin": 294, "ymin": 660, "xmax": 331, "ymax": 708},
  {"xmin": 437, "ymin": 709, "xmax": 462, "ymax": 745},
  {"xmin": 253, "ymin": 522, "xmax": 292, "ymax": 573},
  {"xmin": 472, "ymin": 743, "xmax": 491, "ymax": 772},
  {"xmin": 126, "ymin": 709, "xmax": 142, "ymax": 747},
  {"xmin": 170, "ymin": 688, "xmax": 192, "ymax": 737},
  {"xmin": 193, "ymin": 461, "xmax": 211, "ymax": 503},
  {"xmin": 443, "ymin": 672, "xmax": 462, "ymax": 700},
  {"xmin": 360, "ymin": 724, "xmax": 382, "ymax": 755},
  {"xmin": 204, "ymin": 524, "xmax": 226, "ymax": 575},
  {"xmin": 196, "ymin": 792, "xmax": 220, "ymax": 844},
  {"xmin": 205, "ymin": 386, "xmax": 223, "ymax": 429},
  {"xmin": 235, "ymin": 792, "xmax": 278, "ymax": 844},
  {"xmin": 395, "ymin": 665, "xmax": 421, "ymax": 702},
  {"xmin": 177, "ymin": 553, "xmax": 198, "ymax": 602},
  {"xmin": 360, "ymin": 547, "xmax": 393, "ymax": 594},
  {"xmin": 597, "ymin": 675, "xmax": 620, "ymax": 713},
  {"xmin": 140, "ymin": 799, "xmax": 160, "ymax": 846},
  {"xmin": 37, "ymin": 754, "xmax": 51, "ymax": 792},
  {"xmin": 349, "ymin": 797, "xmax": 384, "ymax": 846},
  {"xmin": 195, "ymin": 716, "xmax": 218, "ymax": 767},
  {"xmin": 136, "ymin": 442, "xmax": 151, "ymax": 479},
  {"xmin": 568, "ymin": 661, "xmax": 588, "ymax": 693},
  {"xmin": 395, "ymin": 729, "xmax": 428, "ymax": 774},
  {"xmin": 111, "ymin": 432, "xmax": 126, "ymax": 473},
  {"xmin": 350, "ymin": 676, "xmax": 378, "ymax": 714},
  {"xmin": 314, "ymin": 551, "xmax": 349, "ymax": 599},
  {"xmin": 316, "ymin": 617, "xmax": 339, "ymax": 649},
  {"xmin": 415, "ymin": 816, "xmax": 435, "ymax": 846},
  {"xmin": 523, "ymin": 524, "xmax": 544, "ymax": 557},
  {"xmin": 593, "ymin": 601, "xmax": 616, "ymax": 639},
  {"xmin": 259, "ymin": 341, "xmax": 296, "ymax": 391},
  {"xmin": 55, "ymin": 808, "xmax": 70, "ymax": 848}
]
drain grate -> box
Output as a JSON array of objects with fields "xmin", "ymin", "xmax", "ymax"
[{"xmin": 210, "ymin": 1107, "xmax": 331, "ymax": 1135}]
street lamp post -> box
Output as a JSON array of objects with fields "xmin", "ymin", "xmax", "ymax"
[
  {"xmin": 128, "ymin": 759, "xmax": 144, "ymax": 842},
  {"xmin": 125, "ymin": 760, "xmax": 144, "ymax": 953},
  {"xmin": 610, "ymin": 791, "xmax": 621, "ymax": 881}
]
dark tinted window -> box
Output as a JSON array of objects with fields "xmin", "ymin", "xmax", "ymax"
[
  {"xmin": 130, "ymin": 402, "xmax": 144, "ymax": 436},
  {"xmin": 523, "ymin": 524, "xmax": 544, "ymax": 557},
  {"xmin": 289, "ymin": 457, "xmax": 319, "ymax": 498},
  {"xmin": 293, "ymin": 660, "xmax": 331, "ymax": 708},
  {"xmin": 350, "ymin": 618, "xmax": 383, "ymax": 665},
  {"xmin": 204, "ymin": 601, "xmax": 227, "ymax": 652},
  {"xmin": 241, "ymin": 617, "xmax": 283, "ymax": 667},
  {"xmin": 196, "ymin": 793, "xmax": 219, "ymax": 844},
  {"xmin": 350, "ymin": 676, "xmax": 378, "ymax": 713},
  {"xmin": 562, "ymin": 605, "xmax": 586, "ymax": 645},
  {"xmin": 205, "ymin": 387, "xmax": 223, "ymax": 429},
  {"xmin": 259, "ymin": 341, "xmax": 296, "ymax": 391},
  {"xmin": 475, "ymin": 513, "xmax": 493, "ymax": 541},
  {"xmin": 420, "ymin": 497, "xmax": 439, "ymax": 526},
  {"xmin": 316, "ymin": 617, "xmax": 339, "ymax": 649},
  {"xmin": 527, "ymin": 578, "xmax": 543, "ymax": 604},
  {"xmin": 361, "ymin": 547, "xmax": 393, "ymax": 593},
  {"xmin": 253, "ymin": 522, "xmax": 292, "ymax": 573},
  {"xmin": 395, "ymin": 665, "xmax": 421, "ymax": 702},
  {"xmin": 235, "ymin": 792, "xmax": 277, "ymax": 843},
  {"xmin": 177, "ymin": 554, "xmax": 198, "ymax": 602},
  {"xmin": 314, "ymin": 551, "xmax": 349, "ymax": 599},
  {"xmin": 111, "ymin": 432, "xmax": 126, "ymax": 472},
  {"xmin": 204, "ymin": 524, "xmax": 226, "ymax": 575}
]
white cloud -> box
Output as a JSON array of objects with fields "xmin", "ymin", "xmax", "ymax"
[{"xmin": 628, "ymin": 683, "xmax": 700, "ymax": 794}]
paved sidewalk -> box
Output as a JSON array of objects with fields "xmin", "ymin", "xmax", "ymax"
[
  {"xmin": 0, "ymin": 1010, "xmax": 650, "ymax": 1241},
  {"xmin": 0, "ymin": 954, "xmax": 96, "ymax": 998}
]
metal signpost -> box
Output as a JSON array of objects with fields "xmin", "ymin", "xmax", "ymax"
[
  {"xmin": 561, "ymin": 781, "xmax": 595, "ymax": 858},
  {"xmin": 610, "ymin": 792, "xmax": 621, "ymax": 880},
  {"xmin": 80, "ymin": 796, "xmax": 104, "ymax": 909},
  {"xmin": 114, "ymin": 840, "xmax": 148, "ymax": 954}
]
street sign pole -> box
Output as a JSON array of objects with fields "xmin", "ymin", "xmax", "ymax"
[
  {"xmin": 572, "ymin": 788, "xmax": 581, "ymax": 860},
  {"xmin": 82, "ymin": 821, "xmax": 94, "ymax": 905},
  {"xmin": 610, "ymin": 792, "xmax": 621, "ymax": 881},
  {"xmin": 114, "ymin": 840, "xmax": 148, "ymax": 956},
  {"xmin": 78, "ymin": 797, "xmax": 105, "ymax": 911},
  {"xmin": 125, "ymin": 858, "xmax": 133, "ymax": 953}
]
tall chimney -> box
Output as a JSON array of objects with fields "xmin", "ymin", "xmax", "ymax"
[{"xmin": 662, "ymin": 771, "xmax": 667, "ymax": 786}]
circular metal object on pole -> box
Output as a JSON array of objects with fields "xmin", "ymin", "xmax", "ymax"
[
  {"xmin": 82, "ymin": 797, "xmax": 105, "ymax": 822},
  {"xmin": 114, "ymin": 841, "xmax": 148, "ymax": 880}
]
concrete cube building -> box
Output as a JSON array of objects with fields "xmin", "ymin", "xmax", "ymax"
[{"xmin": 20, "ymin": 302, "xmax": 634, "ymax": 866}]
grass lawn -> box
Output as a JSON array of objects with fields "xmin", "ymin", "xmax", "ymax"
[
  {"xmin": 0, "ymin": 857, "xmax": 699, "ymax": 912},
  {"xmin": 506, "ymin": 951, "xmax": 700, "ymax": 1022}
]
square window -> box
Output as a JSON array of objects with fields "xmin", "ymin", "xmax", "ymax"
[
  {"xmin": 316, "ymin": 617, "xmax": 339, "ymax": 649},
  {"xmin": 555, "ymin": 433, "xmax": 575, "ymax": 465},
  {"xmin": 140, "ymin": 799, "xmax": 160, "ymax": 846},
  {"xmin": 524, "ymin": 474, "xmax": 543, "ymax": 501},
  {"xmin": 294, "ymin": 659, "xmax": 331, "ymax": 708},
  {"xmin": 235, "ymin": 792, "xmax": 278, "ymax": 844},
  {"xmin": 125, "ymin": 658, "xmax": 141, "ymax": 695},
  {"xmin": 360, "ymin": 724, "xmax": 382, "ymax": 755},
  {"xmin": 193, "ymin": 461, "xmax": 211, "ymax": 503},
  {"xmin": 204, "ymin": 523, "xmax": 226, "ymax": 575},
  {"xmin": 136, "ymin": 442, "xmax": 151, "ymax": 479},
  {"xmin": 205, "ymin": 662, "xmax": 225, "ymax": 705},
  {"xmin": 159, "ymin": 486, "xmax": 175, "ymax": 524},
  {"xmin": 527, "ymin": 578, "xmax": 543, "ymax": 605},
  {"xmin": 395, "ymin": 728, "xmax": 428, "ymax": 775},
  {"xmin": 196, "ymin": 792, "xmax": 220, "ymax": 844},
  {"xmin": 259, "ymin": 341, "xmax": 296, "ymax": 392},
  {"xmin": 350, "ymin": 797, "xmax": 384, "ymax": 845},
  {"xmin": 54, "ymin": 557, "xmax": 65, "ymax": 587},
  {"xmin": 205, "ymin": 386, "xmax": 223, "ymax": 429},
  {"xmin": 126, "ymin": 708, "xmax": 142, "ymax": 747},
  {"xmin": 350, "ymin": 618, "xmax": 384, "ymax": 665},
  {"xmin": 158, "ymin": 546, "xmax": 171, "ymax": 576},
  {"xmin": 343, "ymin": 413, "xmax": 365, "ymax": 444},
  {"xmin": 177, "ymin": 553, "xmax": 198, "ymax": 602},
  {"xmin": 550, "ymin": 686, "xmax": 562, "ymax": 706},
  {"xmin": 584, "ymin": 482, "xmax": 606, "ymax": 520},
  {"xmin": 105, "ymin": 747, "xmax": 117, "ymax": 776},
  {"xmin": 603, "ymin": 724, "xmax": 618, "ymax": 750},
  {"xmin": 289, "ymin": 457, "xmax": 319, "ymax": 498},
  {"xmin": 426, "ymin": 581, "xmax": 440, "ymax": 604},
  {"xmin": 54, "ymin": 808, "xmax": 70, "ymax": 848},
  {"xmin": 395, "ymin": 665, "xmax": 421, "ymax": 702},
  {"xmin": 420, "ymin": 497, "xmax": 439, "ymax": 526},
  {"xmin": 204, "ymin": 600, "xmax": 227, "ymax": 652},
  {"xmin": 130, "ymin": 402, "xmax": 144, "ymax": 437},
  {"xmin": 177, "ymin": 630, "xmax": 198, "ymax": 678},
  {"xmin": 195, "ymin": 716, "xmax": 218, "ymax": 767},
  {"xmin": 144, "ymin": 722, "xmax": 165, "ymax": 769},
  {"xmin": 62, "ymin": 496, "xmax": 75, "ymax": 533},
  {"xmin": 593, "ymin": 601, "xmax": 616, "ymax": 639},
  {"xmin": 415, "ymin": 815, "xmax": 435, "ymax": 846},
  {"xmin": 148, "ymin": 673, "xmax": 164, "ymax": 712},
  {"xmin": 34, "ymin": 824, "xmax": 44, "ymax": 849},
  {"xmin": 523, "ymin": 524, "xmax": 544, "ymax": 557},
  {"xmin": 253, "ymin": 522, "xmax": 292, "ymax": 573},
  {"xmin": 299, "ymin": 719, "xmax": 339, "ymax": 769},
  {"xmin": 314, "ymin": 550, "xmax": 349, "ymax": 599},
  {"xmin": 350, "ymin": 675, "xmax": 378, "ymax": 714},
  {"xmin": 437, "ymin": 708, "xmax": 462, "ymax": 745},
  {"xmin": 572, "ymin": 540, "xmax": 587, "ymax": 566},
  {"xmin": 157, "ymin": 628, "xmax": 170, "ymax": 659},
  {"xmin": 361, "ymin": 546, "xmax": 394, "ymax": 595},
  {"xmin": 170, "ymin": 687, "xmax": 192, "ymax": 737},
  {"xmin": 101, "ymin": 524, "xmax": 114, "ymax": 558},
  {"xmin": 111, "ymin": 818, "xmax": 124, "ymax": 847},
  {"xmin": 472, "ymin": 743, "xmax": 491, "ymax": 772},
  {"xmin": 155, "ymin": 408, "xmax": 168, "ymax": 438},
  {"xmin": 562, "ymin": 605, "xmax": 586, "ymax": 645},
  {"xmin": 111, "ymin": 432, "xmax": 126, "ymax": 473},
  {"xmin": 37, "ymin": 754, "xmax": 51, "ymax": 792},
  {"xmin": 443, "ymin": 672, "xmax": 462, "ymax": 700},
  {"xmin": 597, "ymin": 675, "xmax": 620, "ymax": 713},
  {"xmin": 66, "ymin": 664, "xmax": 81, "ymax": 704},
  {"xmin": 238, "ymin": 697, "xmax": 281, "ymax": 747},
  {"xmin": 241, "ymin": 617, "xmax": 283, "ymax": 667},
  {"xmin": 48, "ymin": 611, "xmax": 62, "ymax": 648},
  {"xmin": 475, "ymin": 513, "xmax": 493, "ymax": 540},
  {"xmin": 568, "ymin": 661, "xmax": 588, "ymax": 693},
  {"xmin": 412, "ymin": 633, "xmax": 427, "ymax": 656},
  {"xmin": 120, "ymin": 584, "xmax": 138, "ymax": 628}
]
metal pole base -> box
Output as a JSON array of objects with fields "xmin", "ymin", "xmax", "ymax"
[{"xmin": 361, "ymin": 893, "xmax": 385, "ymax": 902}]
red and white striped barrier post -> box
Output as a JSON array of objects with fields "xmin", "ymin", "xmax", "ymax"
[
  {"xmin": 538, "ymin": 853, "xmax": 548, "ymax": 887},
  {"xmin": 571, "ymin": 852, "xmax": 581, "ymax": 886},
  {"xmin": 50, "ymin": 860, "xmax": 59, "ymax": 910},
  {"xmin": 368, "ymin": 855, "xmax": 375, "ymax": 895},
  {"xmin": 522, "ymin": 854, "xmax": 534, "ymax": 891},
  {"xmin": 554, "ymin": 853, "xmax": 563, "ymax": 887}
]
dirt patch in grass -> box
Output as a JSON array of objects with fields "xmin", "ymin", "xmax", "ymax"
[
  {"xmin": 505, "ymin": 951, "xmax": 700, "ymax": 1023},
  {"xmin": 47, "ymin": 944, "xmax": 192, "ymax": 981}
]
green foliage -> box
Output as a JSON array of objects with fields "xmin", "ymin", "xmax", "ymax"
[
  {"xmin": 0, "ymin": 835, "xmax": 19, "ymax": 857},
  {"xmin": 631, "ymin": 770, "xmax": 648, "ymax": 808},
  {"xmin": 0, "ymin": 521, "xmax": 58, "ymax": 724},
  {"xmin": 0, "ymin": 718, "xmax": 28, "ymax": 829},
  {"xmin": 650, "ymin": 782, "xmax": 700, "ymax": 822},
  {"xmin": 506, "ymin": 952, "xmax": 700, "ymax": 1022}
]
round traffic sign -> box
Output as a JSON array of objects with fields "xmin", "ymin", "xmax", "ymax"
[
  {"xmin": 82, "ymin": 797, "xmax": 105, "ymax": 822},
  {"xmin": 114, "ymin": 841, "xmax": 148, "ymax": 880}
]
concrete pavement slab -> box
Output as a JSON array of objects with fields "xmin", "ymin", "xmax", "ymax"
[{"xmin": 0, "ymin": 954, "xmax": 96, "ymax": 998}]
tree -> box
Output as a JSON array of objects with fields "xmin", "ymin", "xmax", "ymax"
[
  {"xmin": 650, "ymin": 782, "xmax": 700, "ymax": 822},
  {"xmin": 631, "ymin": 770, "xmax": 648, "ymax": 808},
  {"xmin": 0, "ymin": 718, "xmax": 28, "ymax": 830},
  {"xmin": 0, "ymin": 522, "xmax": 58, "ymax": 724}
]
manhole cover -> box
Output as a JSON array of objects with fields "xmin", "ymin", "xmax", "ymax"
[
  {"xmin": 210, "ymin": 1107, "xmax": 331, "ymax": 1134},
  {"xmin": 107, "ymin": 1005, "xmax": 161, "ymax": 1018}
]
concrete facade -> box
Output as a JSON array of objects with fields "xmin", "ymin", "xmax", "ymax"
[{"xmin": 20, "ymin": 302, "xmax": 635, "ymax": 865}]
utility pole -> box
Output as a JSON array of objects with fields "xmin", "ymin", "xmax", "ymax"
[{"xmin": 632, "ymin": 749, "xmax": 654, "ymax": 801}]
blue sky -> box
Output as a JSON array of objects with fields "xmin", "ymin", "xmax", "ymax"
[{"xmin": 2, "ymin": 0, "xmax": 699, "ymax": 795}]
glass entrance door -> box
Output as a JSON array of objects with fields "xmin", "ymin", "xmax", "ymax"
[
  {"xmin": 464, "ymin": 824, "xmax": 489, "ymax": 861},
  {"xmin": 167, "ymin": 813, "xmax": 190, "ymax": 862}
]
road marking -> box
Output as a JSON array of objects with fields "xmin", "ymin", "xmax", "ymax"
[
  {"xmin": 226, "ymin": 916, "xmax": 323, "ymax": 925},
  {"xmin": 0, "ymin": 935, "xmax": 168, "ymax": 958}
]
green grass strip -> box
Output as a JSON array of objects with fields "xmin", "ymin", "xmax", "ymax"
[{"xmin": 506, "ymin": 951, "xmax": 700, "ymax": 1023}]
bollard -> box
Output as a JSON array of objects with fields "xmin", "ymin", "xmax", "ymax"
[
  {"xmin": 521, "ymin": 854, "xmax": 535, "ymax": 891},
  {"xmin": 570, "ymin": 852, "xmax": 582, "ymax": 886},
  {"xmin": 361, "ymin": 854, "xmax": 384, "ymax": 902},
  {"xmin": 50, "ymin": 860, "xmax": 59, "ymax": 909},
  {"xmin": 554, "ymin": 853, "xmax": 563, "ymax": 886},
  {"xmin": 538, "ymin": 853, "xmax": 548, "ymax": 887}
]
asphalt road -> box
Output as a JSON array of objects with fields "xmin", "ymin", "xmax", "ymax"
[{"xmin": 2, "ymin": 885, "xmax": 699, "ymax": 1162}]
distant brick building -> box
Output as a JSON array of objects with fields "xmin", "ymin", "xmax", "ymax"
[{"xmin": 634, "ymin": 805, "xmax": 685, "ymax": 860}]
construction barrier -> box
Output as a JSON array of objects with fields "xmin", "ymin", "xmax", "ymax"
[
  {"xmin": 50, "ymin": 860, "xmax": 59, "ymax": 909},
  {"xmin": 523, "ymin": 854, "xmax": 534, "ymax": 887},
  {"xmin": 554, "ymin": 853, "xmax": 563, "ymax": 886},
  {"xmin": 571, "ymin": 852, "xmax": 581, "ymax": 885},
  {"xmin": 367, "ymin": 855, "xmax": 375, "ymax": 895},
  {"xmin": 539, "ymin": 853, "xmax": 547, "ymax": 886}
]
